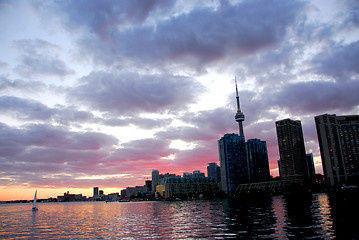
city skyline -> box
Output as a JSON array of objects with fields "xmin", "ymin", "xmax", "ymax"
[{"xmin": 1, "ymin": 0, "xmax": 359, "ymax": 201}]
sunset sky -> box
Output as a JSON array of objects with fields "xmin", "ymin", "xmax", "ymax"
[{"xmin": 1, "ymin": 0, "xmax": 359, "ymax": 201}]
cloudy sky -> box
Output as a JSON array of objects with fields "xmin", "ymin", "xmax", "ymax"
[{"xmin": 1, "ymin": 0, "xmax": 358, "ymax": 201}]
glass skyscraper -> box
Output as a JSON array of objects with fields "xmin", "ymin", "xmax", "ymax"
[
  {"xmin": 246, "ymin": 139, "xmax": 270, "ymax": 182},
  {"xmin": 151, "ymin": 170, "xmax": 159, "ymax": 192},
  {"xmin": 207, "ymin": 162, "xmax": 221, "ymax": 183},
  {"xmin": 218, "ymin": 134, "xmax": 248, "ymax": 196}
]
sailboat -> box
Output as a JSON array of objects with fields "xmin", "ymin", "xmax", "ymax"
[{"xmin": 32, "ymin": 190, "xmax": 38, "ymax": 211}]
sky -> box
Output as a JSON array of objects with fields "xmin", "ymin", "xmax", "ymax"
[{"xmin": 0, "ymin": 0, "xmax": 359, "ymax": 201}]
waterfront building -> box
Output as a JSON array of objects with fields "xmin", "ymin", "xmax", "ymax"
[
  {"xmin": 246, "ymin": 139, "xmax": 271, "ymax": 182},
  {"xmin": 315, "ymin": 114, "xmax": 359, "ymax": 186},
  {"xmin": 193, "ymin": 170, "xmax": 205, "ymax": 178},
  {"xmin": 160, "ymin": 173, "xmax": 179, "ymax": 179},
  {"xmin": 207, "ymin": 162, "xmax": 221, "ymax": 183},
  {"xmin": 57, "ymin": 192, "xmax": 85, "ymax": 202},
  {"xmin": 145, "ymin": 180, "xmax": 152, "ymax": 192},
  {"xmin": 306, "ymin": 153, "xmax": 316, "ymax": 180},
  {"xmin": 219, "ymin": 133, "xmax": 248, "ymax": 196},
  {"xmin": 124, "ymin": 186, "xmax": 148, "ymax": 198},
  {"xmin": 183, "ymin": 172, "xmax": 193, "ymax": 177},
  {"xmin": 120, "ymin": 189, "xmax": 126, "ymax": 198},
  {"xmin": 107, "ymin": 193, "xmax": 120, "ymax": 201},
  {"xmin": 183, "ymin": 170, "xmax": 205, "ymax": 178},
  {"xmin": 155, "ymin": 185, "xmax": 165, "ymax": 197},
  {"xmin": 93, "ymin": 187, "xmax": 99, "ymax": 197},
  {"xmin": 152, "ymin": 170, "xmax": 159, "ymax": 192},
  {"xmin": 159, "ymin": 175, "xmax": 217, "ymax": 198},
  {"xmin": 276, "ymin": 119, "xmax": 307, "ymax": 183}
]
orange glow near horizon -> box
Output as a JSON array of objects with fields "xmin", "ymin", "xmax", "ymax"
[
  {"xmin": 0, "ymin": 187, "xmax": 125, "ymax": 202},
  {"xmin": 0, "ymin": 162, "xmax": 323, "ymax": 201}
]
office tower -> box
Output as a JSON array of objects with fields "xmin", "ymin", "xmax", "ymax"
[
  {"xmin": 246, "ymin": 139, "xmax": 271, "ymax": 182},
  {"xmin": 315, "ymin": 114, "xmax": 359, "ymax": 186},
  {"xmin": 183, "ymin": 172, "xmax": 193, "ymax": 178},
  {"xmin": 145, "ymin": 180, "xmax": 152, "ymax": 192},
  {"xmin": 278, "ymin": 160, "xmax": 282, "ymax": 178},
  {"xmin": 193, "ymin": 170, "xmax": 205, "ymax": 178},
  {"xmin": 93, "ymin": 187, "xmax": 99, "ymax": 197},
  {"xmin": 305, "ymin": 153, "xmax": 316, "ymax": 180},
  {"xmin": 234, "ymin": 77, "xmax": 245, "ymax": 137},
  {"xmin": 207, "ymin": 162, "xmax": 221, "ymax": 182},
  {"xmin": 219, "ymin": 134, "xmax": 248, "ymax": 196},
  {"xmin": 276, "ymin": 119, "xmax": 307, "ymax": 183},
  {"xmin": 152, "ymin": 170, "xmax": 159, "ymax": 192}
]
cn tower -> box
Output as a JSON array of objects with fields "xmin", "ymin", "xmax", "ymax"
[{"xmin": 234, "ymin": 77, "xmax": 245, "ymax": 137}]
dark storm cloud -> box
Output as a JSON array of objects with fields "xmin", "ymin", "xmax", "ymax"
[
  {"xmin": 69, "ymin": 71, "xmax": 204, "ymax": 115},
  {"xmin": 13, "ymin": 39, "xmax": 74, "ymax": 77},
  {"xmin": 0, "ymin": 96, "xmax": 95, "ymax": 124},
  {"xmin": 338, "ymin": 0, "xmax": 359, "ymax": 28},
  {"xmin": 0, "ymin": 96, "xmax": 56, "ymax": 120},
  {"xmin": 0, "ymin": 123, "xmax": 117, "ymax": 151},
  {"xmin": 16, "ymin": 55, "xmax": 74, "ymax": 77},
  {"xmin": 52, "ymin": 0, "xmax": 175, "ymax": 37},
  {"xmin": 311, "ymin": 41, "xmax": 359, "ymax": 79},
  {"xmin": 0, "ymin": 123, "xmax": 118, "ymax": 185},
  {"xmin": 269, "ymin": 80, "xmax": 359, "ymax": 114},
  {"xmin": 0, "ymin": 95, "xmax": 173, "ymax": 129},
  {"xmin": 42, "ymin": 0, "xmax": 306, "ymax": 68}
]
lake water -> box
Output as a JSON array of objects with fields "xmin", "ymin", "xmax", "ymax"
[{"xmin": 0, "ymin": 192, "xmax": 358, "ymax": 239}]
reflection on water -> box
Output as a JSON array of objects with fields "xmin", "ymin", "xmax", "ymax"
[{"xmin": 0, "ymin": 193, "xmax": 358, "ymax": 239}]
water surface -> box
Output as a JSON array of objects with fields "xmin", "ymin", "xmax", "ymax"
[{"xmin": 0, "ymin": 193, "xmax": 358, "ymax": 239}]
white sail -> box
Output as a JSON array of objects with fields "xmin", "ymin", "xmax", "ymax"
[{"xmin": 32, "ymin": 190, "xmax": 38, "ymax": 210}]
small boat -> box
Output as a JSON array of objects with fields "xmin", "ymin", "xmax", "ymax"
[{"xmin": 32, "ymin": 190, "xmax": 38, "ymax": 211}]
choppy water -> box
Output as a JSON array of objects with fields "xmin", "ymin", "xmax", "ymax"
[{"xmin": 0, "ymin": 193, "xmax": 358, "ymax": 239}]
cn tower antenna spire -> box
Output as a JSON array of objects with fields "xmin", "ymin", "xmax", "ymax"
[
  {"xmin": 235, "ymin": 77, "xmax": 241, "ymax": 111},
  {"xmin": 234, "ymin": 76, "xmax": 245, "ymax": 137}
]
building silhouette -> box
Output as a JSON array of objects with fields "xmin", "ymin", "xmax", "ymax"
[
  {"xmin": 151, "ymin": 169, "xmax": 159, "ymax": 192},
  {"xmin": 246, "ymin": 139, "xmax": 271, "ymax": 182},
  {"xmin": 207, "ymin": 162, "xmax": 221, "ymax": 183},
  {"xmin": 93, "ymin": 187, "xmax": 99, "ymax": 197},
  {"xmin": 305, "ymin": 153, "xmax": 316, "ymax": 181},
  {"xmin": 315, "ymin": 114, "xmax": 359, "ymax": 186},
  {"xmin": 218, "ymin": 78, "xmax": 271, "ymax": 196},
  {"xmin": 276, "ymin": 119, "xmax": 307, "ymax": 183},
  {"xmin": 158, "ymin": 172, "xmax": 217, "ymax": 198},
  {"xmin": 219, "ymin": 133, "xmax": 248, "ymax": 195}
]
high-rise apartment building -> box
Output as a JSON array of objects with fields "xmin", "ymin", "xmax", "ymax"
[
  {"xmin": 218, "ymin": 133, "xmax": 248, "ymax": 195},
  {"xmin": 276, "ymin": 119, "xmax": 307, "ymax": 183},
  {"xmin": 246, "ymin": 139, "xmax": 270, "ymax": 182},
  {"xmin": 151, "ymin": 170, "xmax": 159, "ymax": 192},
  {"xmin": 93, "ymin": 187, "xmax": 99, "ymax": 197},
  {"xmin": 315, "ymin": 114, "xmax": 359, "ymax": 186},
  {"xmin": 207, "ymin": 162, "xmax": 221, "ymax": 182},
  {"xmin": 305, "ymin": 153, "xmax": 316, "ymax": 180}
]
